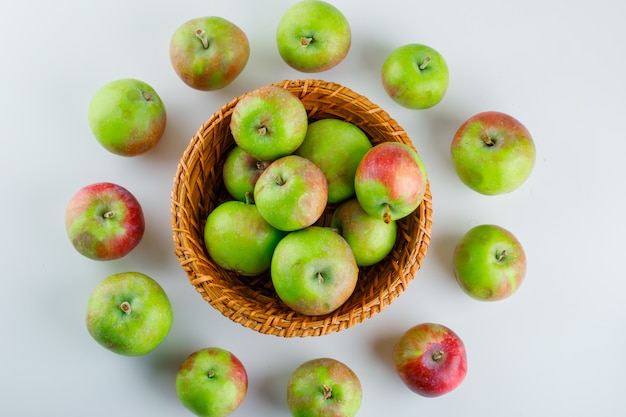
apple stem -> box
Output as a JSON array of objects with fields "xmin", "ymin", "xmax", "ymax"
[
  {"xmin": 207, "ymin": 369, "xmax": 215, "ymax": 379},
  {"xmin": 142, "ymin": 92, "xmax": 153, "ymax": 101},
  {"xmin": 103, "ymin": 211, "xmax": 115, "ymax": 219},
  {"xmin": 257, "ymin": 126, "xmax": 268, "ymax": 135},
  {"xmin": 300, "ymin": 36, "xmax": 313, "ymax": 47},
  {"xmin": 244, "ymin": 191, "xmax": 254, "ymax": 205},
  {"xmin": 195, "ymin": 28, "xmax": 210, "ymax": 49},
  {"xmin": 383, "ymin": 204, "xmax": 392, "ymax": 224},
  {"xmin": 119, "ymin": 301, "xmax": 131, "ymax": 315},
  {"xmin": 482, "ymin": 134, "xmax": 496, "ymax": 146},
  {"xmin": 317, "ymin": 272, "xmax": 324, "ymax": 284},
  {"xmin": 322, "ymin": 384, "xmax": 332, "ymax": 400},
  {"xmin": 496, "ymin": 249, "xmax": 508, "ymax": 262},
  {"xmin": 418, "ymin": 56, "xmax": 431, "ymax": 70},
  {"xmin": 432, "ymin": 350, "xmax": 445, "ymax": 362}
]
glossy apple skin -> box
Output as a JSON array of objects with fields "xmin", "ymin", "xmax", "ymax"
[
  {"xmin": 88, "ymin": 78, "xmax": 166, "ymax": 156},
  {"xmin": 86, "ymin": 272, "xmax": 173, "ymax": 356},
  {"xmin": 382, "ymin": 43, "xmax": 449, "ymax": 109},
  {"xmin": 204, "ymin": 200, "xmax": 285, "ymax": 276},
  {"xmin": 276, "ymin": 0, "xmax": 351, "ymax": 72},
  {"xmin": 222, "ymin": 146, "xmax": 271, "ymax": 202},
  {"xmin": 254, "ymin": 155, "xmax": 328, "ymax": 232},
  {"xmin": 176, "ymin": 347, "xmax": 248, "ymax": 417},
  {"xmin": 295, "ymin": 119, "xmax": 372, "ymax": 204},
  {"xmin": 230, "ymin": 85, "xmax": 308, "ymax": 161},
  {"xmin": 170, "ymin": 16, "xmax": 250, "ymax": 91},
  {"xmin": 354, "ymin": 142, "xmax": 428, "ymax": 223},
  {"xmin": 271, "ymin": 226, "xmax": 358, "ymax": 316},
  {"xmin": 451, "ymin": 111, "xmax": 536, "ymax": 195},
  {"xmin": 393, "ymin": 323, "xmax": 467, "ymax": 397},
  {"xmin": 453, "ymin": 224, "xmax": 527, "ymax": 301},
  {"xmin": 331, "ymin": 198, "xmax": 397, "ymax": 266},
  {"xmin": 287, "ymin": 357, "xmax": 362, "ymax": 417},
  {"xmin": 65, "ymin": 182, "xmax": 145, "ymax": 261}
]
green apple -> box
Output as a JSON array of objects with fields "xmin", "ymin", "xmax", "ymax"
[
  {"xmin": 451, "ymin": 111, "xmax": 536, "ymax": 195},
  {"xmin": 331, "ymin": 198, "xmax": 397, "ymax": 266},
  {"xmin": 86, "ymin": 272, "xmax": 173, "ymax": 356},
  {"xmin": 381, "ymin": 43, "xmax": 449, "ymax": 109},
  {"xmin": 276, "ymin": 0, "xmax": 351, "ymax": 72},
  {"xmin": 170, "ymin": 16, "xmax": 250, "ymax": 91},
  {"xmin": 295, "ymin": 119, "xmax": 372, "ymax": 204},
  {"xmin": 88, "ymin": 78, "xmax": 167, "ymax": 156},
  {"xmin": 230, "ymin": 85, "xmax": 309, "ymax": 161},
  {"xmin": 453, "ymin": 224, "xmax": 527, "ymax": 301},
  {"xmin": 176, "ymin": 347, "xmax": 248, "ymax": 417},
  {"xmin": 287, "ymin": 357, "xmax": 362, "ymax": 417},
  {"xmin": 204, "ymin": 199, "xmax": 285, "ymax": 276},
  {"xmin": 271, "ymin": 226, "xmax": 358, "ymax": 316},
  {"xmin": 222, "ymin": 146, "xmax": 271, "ymax": 202}
]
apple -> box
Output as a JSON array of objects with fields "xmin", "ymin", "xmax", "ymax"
[
  {"xmin": 66, "ymin": 182, "xmax": 144, "ymax": 261},
  {"xmin": 271, "ymin": 226, "xmax": 358, "ymax": 316},
  {"xmin": 287, "ymin": 357, "xmax": 362, "ymax": 417},
  {"xmin": 453, "ymin": 224, "xmax": 527, "ymax": 301},
  {"xmin": 176, "ymin": 347, "xmax": 248, "ymax": 417},
  {"xmin": 295, "ymin": 118, "xmax": 372, "ymax": 204},
  {"xmin": 86, "ymin": 271, "xmax": 173, "ymax": 356},
  {"xmin": 169, "ymin": 16, "xmax": 250, "ymax": 91},
  {"xmin": 88, "ymin": 78, "xmax": 166, "ymax": 156},
  {"xmin": 392, "ymin": 322, "xmax": 467, "ymax": 397},
  {"xmin": 253, "ymin": 155, "xmax": 328, "ymax": 232},
  {"xmin": 381, "ymin": 43, "xmax": 449, "ymax": 109},
  {"xmin": 354, "ymin": 142, "xmax": 428, "ymax": 224},
  {"xmin": 222, "ymin": 146, "xmax": 271, "ymax": 202},
  {"xmin": 204, "ymin": 199, "xmax": 285, "ymax": 276},
  {"xmin": 331, "ymin": 198, "xmax": 397, "ymax": 267},
  {"xmin": 451, "ymin": 111, "xmax": 536, "ymax": 195},
  {"xmin": 230, "ymin": 85, "xmax": 309, "ymax": 161},
  {"xmin": 276, "ymin": 0, "xmax": 351, "ymax": 73}
]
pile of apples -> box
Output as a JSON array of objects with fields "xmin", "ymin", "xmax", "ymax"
[{"xmin": 63, "ymin": 1, "xmax": 537, "ymax": 417}]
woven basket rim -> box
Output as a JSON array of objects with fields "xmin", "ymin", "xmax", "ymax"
[{"xmin": 171, "ymin": 79, "xmax": 433, "ymax": 337}]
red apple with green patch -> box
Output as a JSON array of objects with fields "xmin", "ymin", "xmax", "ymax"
[
  {"xmin": 222, "ymin": 146, "xmax": 271, "ymax": 202},
  {"xmin": 392, "ymin": 322, "xmax": 467, "ymax": 397},
  {"xmin": 65, "ymin": 182, "xmax": 145, "ymax": 261},
  {"xmin": 176, "ymin": 347, "xmax": 248, "ymax": 417},
  {"xmin": 169, "ymin": 16, "xmax": 250, "ymax": 91}
]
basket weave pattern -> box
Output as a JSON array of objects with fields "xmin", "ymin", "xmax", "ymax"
[{"xmin": 171, "ymin": 79, "xmax": 433, "ymax": 337}]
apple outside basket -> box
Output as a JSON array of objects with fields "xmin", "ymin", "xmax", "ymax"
[{"xmin": 171, "ymin": 79, "xmax": 433, "ymax": 337}]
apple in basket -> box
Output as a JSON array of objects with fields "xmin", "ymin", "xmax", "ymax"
[{"xmin": 222, "ymin": 146, "xmax": 271, "ymax": 202}]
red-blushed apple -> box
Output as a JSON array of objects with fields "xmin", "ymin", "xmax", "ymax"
[
  {"xmin": 392, "ymin": 322, "xmax": 467, "ymax": 397},
  {"xmin": 230, "ymin": 85, "xmax": 308, "ymax": 161},
  {"xmin": 354, "ymin": 142, "xmax": 428, "ymax": 224},
  {"xmin": 253, "ymin": 155, "xmax": 328, "ymax": 232},
  {"xmin": 295, "ymin": 118, "xmax": 372, "ymax": 204},
  {"xmin": 453, "ymin": 224, "xmax": 527, "ymax": 301},
  {"xmin": 331, "ymin": 198, "xmax": 397, "ymax": 266},
  {"xmin": 86, "ymin": 271, "xmax": 173, "ymax": 356},
  {"xmin": 276, "ymin": 0, "xmax": 351, "ymax": 73},
  {"xmin": 271, "ymin": 226, "xmax": 358, "ymax": 316},
  {"xmin": 287, "ymin": 357, "xmax": 362, "ymax": 417},
  {"xmin": 222, "ymin": 146, "xmax": 271, "ymax": 202},
  {"xmin": 204, "ymin": 198, "xmax": 285, "ymax": 276},
  {"xmin": 65, "ymin": 182, "xmax": 144, "ymax": 261},
  {"xmin": 176, "ymin": 347, "xmax": 248, "ymax": 417},
  {"xmin": 169, "ymin": 16, "xmax": 250, "ymax": 91},
  {"xmin": 88, "ymin": 78, "xmax": 166, "ymax": 156},
  {"xmin": 451, "ymin": 111, "xmax": 536, "ymax": 195}
]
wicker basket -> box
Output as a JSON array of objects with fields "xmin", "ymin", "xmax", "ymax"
[{"xmin": 171, "ymin": 79, "xmax": 433, "ymax": 337}]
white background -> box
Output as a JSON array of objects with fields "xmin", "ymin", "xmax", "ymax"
[{"xmin": 2, "ymin": 0, "xmax": 624, "ymax": 416}]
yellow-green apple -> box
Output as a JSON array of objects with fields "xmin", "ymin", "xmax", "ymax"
[
  {"xmin": 354, "ymin": 142, "xmax": 428, "ymax": 224},
  {"xmin": 331, "ymin": 198, "xmax": 397, "ymax": 266},
  {"xmin": 453, "ymin": 224, "xmax": 527, "ymax": 301},
  {"xmin": 65, "ymin": 182, "xmax": 144, "ymax": 261},
  {"xmin": 88, "ymin": 78, "xmax": 166, "ymax": 156},
  {"xmin": 271, "ymin": 226, "xmax": 358, "ymax": 316},
  {"xmin": 204, "ymin": 199, "xmax": 285, "ymax": 276},
  {"xmin": 230, "ymin": 85, "xmax": 308, "ymax": 161},
  {"xmin": 392, "ymin": 323, "xmax": 467, "ymax": 397},
  {"xmin": 253, "ymin": 155, "xmax": 327, "ymax": 232},
  {"xmin": 176, "ymin": 347, "xmax": 248, "ymax": 417},
  {"xmin": 222, "ymin": 146, "xmax": 271, "ymax": 202},
  {"xmin": 451, "ymin": 111, "xmax": 536, "ymax": 195},
  {"xmin": 276, "ymin": 0, "xmax": 351, "ymax": 73},
  {"xmin": 169, "ymin": 16, "xmax": 250, "ymax": 91},
  {"xmin": 86, "ymin": 272, "xmax": 173, "ymax": 356},
  {"xmin": 295, "ymin": 119, "xmax": 372, "ymax": 204},
  {"xmin": 381, "ymin": 43, "xmax": 449, "ymax": 109},
  {"xmin": 287, "ymin": 357, "xmax": 362, "ymax": 417}
]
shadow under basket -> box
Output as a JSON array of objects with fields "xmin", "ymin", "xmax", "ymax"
[{"xmin": 171, "ymin": 79, "xmax": 433, "ymax": 337}]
